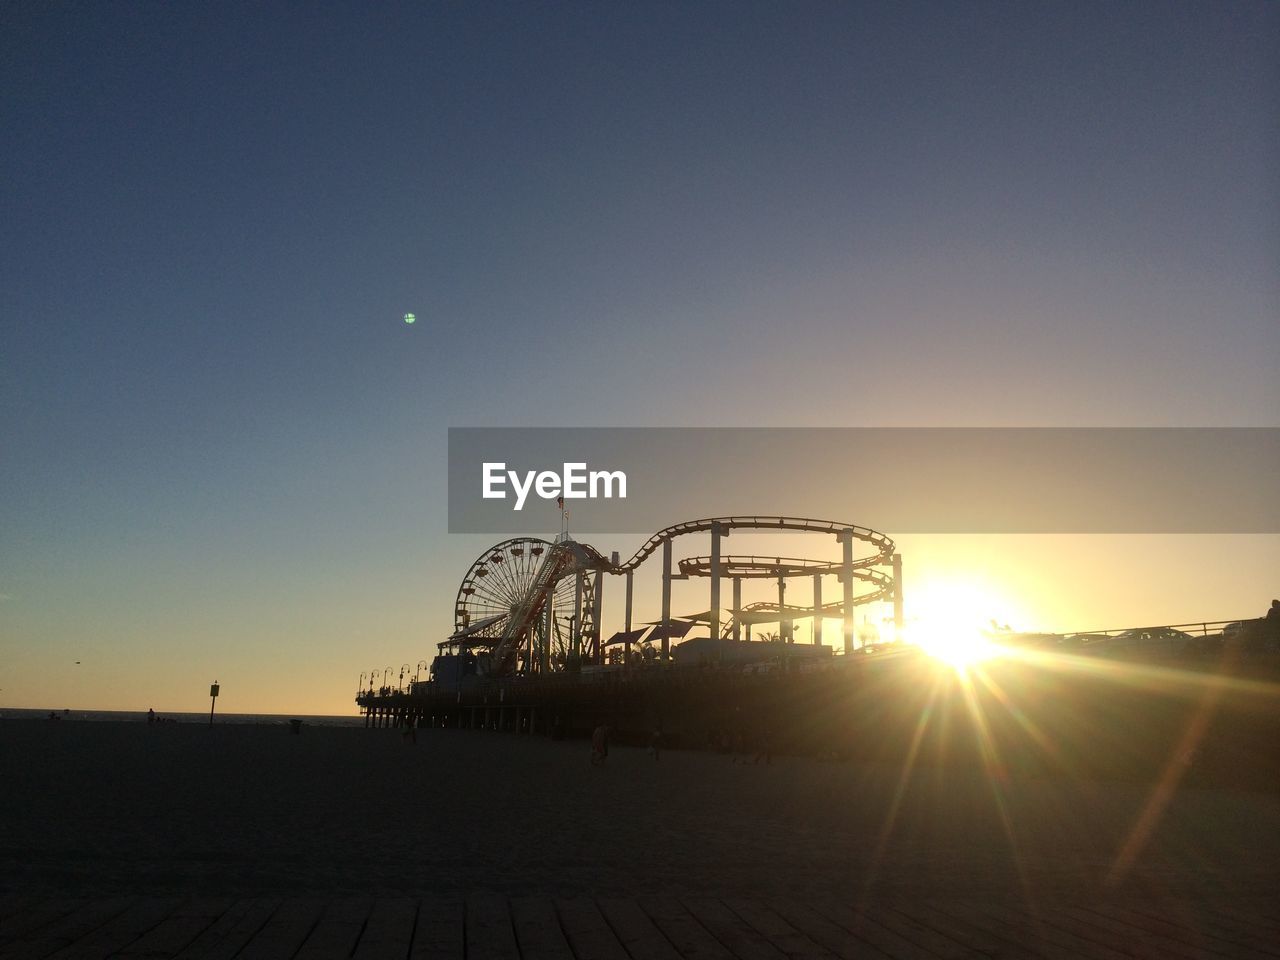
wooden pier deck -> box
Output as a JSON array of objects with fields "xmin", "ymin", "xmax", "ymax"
[{"xmin": 1, "ymin": 894, "xmax": 1277, "ymax": 960}]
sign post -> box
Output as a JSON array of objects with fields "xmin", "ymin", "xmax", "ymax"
[{"xmin": 209, "ymin": 682, "xmax": 219, "ymax": 727}]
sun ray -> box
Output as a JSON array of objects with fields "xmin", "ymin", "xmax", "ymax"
[
  {"xmin": 953, "ymin": 665, "xmax": 1039, "ymax": 910},
  {"xmin": 855, "ymin": 670, "xmax": 946, "ymax": 910}
]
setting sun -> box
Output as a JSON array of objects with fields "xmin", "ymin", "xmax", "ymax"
[
  {"xmin": 902, "ymin": 578, "xmax": 1024, "ymax": 668},
  {"xmin": 915, "ymin": 626, "xmax": 997, "ymax": 667}
]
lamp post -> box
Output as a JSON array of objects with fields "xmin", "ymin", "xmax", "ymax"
[
  {"xmin": 382, "ymin": 667, "xmax": 393, "ymax": 692},
  {"xmin": 399, "ymin": 663, "xmax": 411, "ymax": 692},
  {"xmin": 358, "ymin": 672, "xmax": 367, "ymax": 696},
  {"xmin": 416, "ymin": 660, "xmax": 430, "ymax": 683}
]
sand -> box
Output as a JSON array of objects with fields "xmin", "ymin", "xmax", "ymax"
[{"xmin": 2, "ymin": 719, "xmax": 1278, "ymax": 901}]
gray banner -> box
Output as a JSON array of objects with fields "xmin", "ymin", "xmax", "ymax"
[{"xmin": 448, "ymin": 428, "xmax": 1279, "ymax": 534}]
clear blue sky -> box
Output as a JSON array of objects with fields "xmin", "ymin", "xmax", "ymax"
[{"xmin": 2, "ymin": 2, "xmax": 1275, "ymax": 713}]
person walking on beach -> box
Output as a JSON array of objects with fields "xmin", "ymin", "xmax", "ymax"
[
  {"xmin": 403, "ymin": 714, "xmax": 417, "ymax": 744},
  {"xmin": 648, "ymin": 724, "xmax": 663, "ymax": 761},
  {"xmin": 591, "ymin": 722, "xmax": 609, "ymax": 766}
]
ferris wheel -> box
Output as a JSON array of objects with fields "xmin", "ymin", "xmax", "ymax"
[{"xmin": 453, "ymin": 537, "xmax": 595, "ymax": 672}]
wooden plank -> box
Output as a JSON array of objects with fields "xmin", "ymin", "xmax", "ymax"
[
  {"xmin": 764, "ymin": 901, "xmax": 893, "ymax": 960},
  {"xmin": 116, "ymin": 915, "xmax": 220, "ymax": 959},
  {"xmin": 975, "ymin": 903, "xmax": 1129, "ymax": 960},
  {"xmin": 465, "ymin": 895, "xmax": 519, "ymax": 960},
  {"xmin": 1089, "ymin": 903, "xmax": 1275, "ymax": 960},
  {"xmin": 172, "ymin": 899, "xmax": 281, "ymax": 960},
  {"xmin": 680, "ymin": 899, "xmax": 787, "ymax": 960},
  {"xmin": 1211, "ymin": 903, "xmax": 1280, "ymax": 941},
  {"xmin": 1054, "ymin": 904, "xmax": 1210, "ymax": 960},
  {"xmin": 410, "ymin": 898, "xmax": 462, "ymax": 960},
  {"xmin": 169, "ymin": 900, "xmax": 235, "ymax": 922},
  {"xmin": 596, "ymin": 899, "xmax": 685, "ymax": 960},
  {"xmin": 0, "ymin": 901, "xmax": 85, "ymax": 947},
  {"xmin": 1084, "ymin": 903, "xmax": 1233, "ymax": 958},
  {"xmin": 0, "ymin": 898, "xmax": 134, "ymax": 960},
  {"xmin": 851, "ymin": 905, "xmax": 986, "ymax": 960},
  {"xmin": 45, "ymin": 898, "xmax": 181, "ymax": 960},
  {"xmin": 1039, "ymin": 904, "xmax": 1218, "ymax": 960},
  {"xmin": 1134, "ymin": 904, "xmax": 1280, "ymax": 959},
  {"xmin": 927, "ymin": 900, "xmax": 1082, "ymax": 960},
  {"xmin": 809, "ymin": 902, "xmax": 946, "ymax": 960},
  {"xmin": 723, "ymin": 899, "xmax": 836, "ymax": 960},
  {"xmin": 113, "ymin": 900, "xmax": 235, "ymax": 958},
  {"xmin": 352, "ymin": 898, "xmax": 419, "ymax": 960},
  {"xmin": 509, "ymin": 899, "xmax": 573, "ymax": 960},
  {"xmin": 234, "ymin": 898, "xmax": 325, "ymax": 960},
  {"xmin": 294, "ymin": 898, "xmax": 374, "ymax": 960},
  {"xmin": 555, "ymin": 899, "xmax": 629, "ymax": 960},
  {"xmin": 0, "ymin": 903, "xmax": 33, "ymax": 927},
  {"xmin": 1214, "ymin": 900, "xmax": 1280, "ymax": 926},
  {"xmin": 636, "ymin": 898, "xmax": 735, "ymax": 960},
  {"xmin": 892, "ymin": 902, "xmax": 1041, "ymax": 960}
]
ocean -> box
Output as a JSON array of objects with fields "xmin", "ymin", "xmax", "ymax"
[{"xmin": 0, "ymin": 707, "xmax": 365, "ymax": 726}]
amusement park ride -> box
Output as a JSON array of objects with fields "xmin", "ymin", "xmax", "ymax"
[
  {"xmin": 359, "ymin": 514, "xmax": 1271, "ymax": 747},
  {"xmin": 434, "ymin": 515, "xmax": 904, "ymax": 682}
]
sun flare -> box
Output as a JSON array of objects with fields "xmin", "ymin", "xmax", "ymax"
[
  {"xmin": 902, "ymin": 577, "xmax": 1023, "ymax": 669},
  {"xmin": 916, "ymin": 627, "xmax": 997, "ymax": 667}
]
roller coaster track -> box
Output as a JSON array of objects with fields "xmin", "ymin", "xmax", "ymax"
[
  {"xmin": 725, "ymin": 571, "xmax": 895, "ymax": 636},
  {"xmin": 729, "ymin": 570, "xmax": 894, "ymax": 605},
  {"xmin": 449, "ymin": 518, "xmax": 896, "ymax": 676},
  {"xmin": 613, "ymin": 516, "xmax": 894, "ymax": 573},
  {"xmin": 678, "ymin": 554, "xmax": 885, "ymax": 578},
  {"xmin": 736, "ymin": 592, "xmax": 892, "ymax": 621}
]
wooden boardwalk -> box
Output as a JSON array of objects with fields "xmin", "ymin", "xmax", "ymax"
[{"xmin": 0, "ymin": 895, "xmax": 1276, "ymax": 960}]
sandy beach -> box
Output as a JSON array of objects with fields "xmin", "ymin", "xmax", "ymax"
[{"xmin": 2, "ymin": 719, "xmax": 1277, "ymax": 903}]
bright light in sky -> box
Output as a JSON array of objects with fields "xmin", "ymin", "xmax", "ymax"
[
  {"xmin": 904, "ymin": 578, "xmax": 1021, "ymax": 669},
  {"xmin": 916, "ymin": 627, "xmax": 997, "ymax": 669},
  {"xmin": 403, "ymin": 313, "xmax": 416, "ymax": 325}
]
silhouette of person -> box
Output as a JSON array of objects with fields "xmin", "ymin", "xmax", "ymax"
[
  {"xmin": 147, "ymin": 708, "xmax": 156, "ymax": 724},
  {"xmin": 1264, "ymin": 600, "xmax": 1280, "ymax": 643},
  {"xmin": 590, "ymin": 722, "xmax": 609, "ymax": 766}
]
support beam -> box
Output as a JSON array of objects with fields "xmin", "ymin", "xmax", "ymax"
[
  {"xmin": 573, "ymin": 571, "xmax": 584, "ymax": 661},
  {"xmin": 526, "ymin": 611, "xmax": 534, "ymax": 674},
  {"xmin": 777, "ymin": 574, "xmax": 789, "ymax": 642},
  {"xmin": 732, "ymin": 577, "xmax": 742, "ymax": 641},
  {"xmin": 840, "ymin": 530, "xmax": 855, "ymax": 655},
  {"xmin": 624, "ymin": 570, "xmax": 634, "ymax": 663},
  {"xmin": 591, "ymin": 570, "xmax": 604, "ymax": 664},
  {"xmin": 892, "ymin": 552, "xmax": 904, "ymax": 634},
  {"xmin": 542, "ymin": 583, "xmax": 553, "ymax": 674},
  {"xmin": 813, "ymin": 572, "xmax": 823, "ymax": 646},
  {"xmin": 661, "ymin": 538, "xmax": 672, "ymax": 664},
  {"xmin": 709, "ymin": 522, "xmax": 723, "ymax": 646}
]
